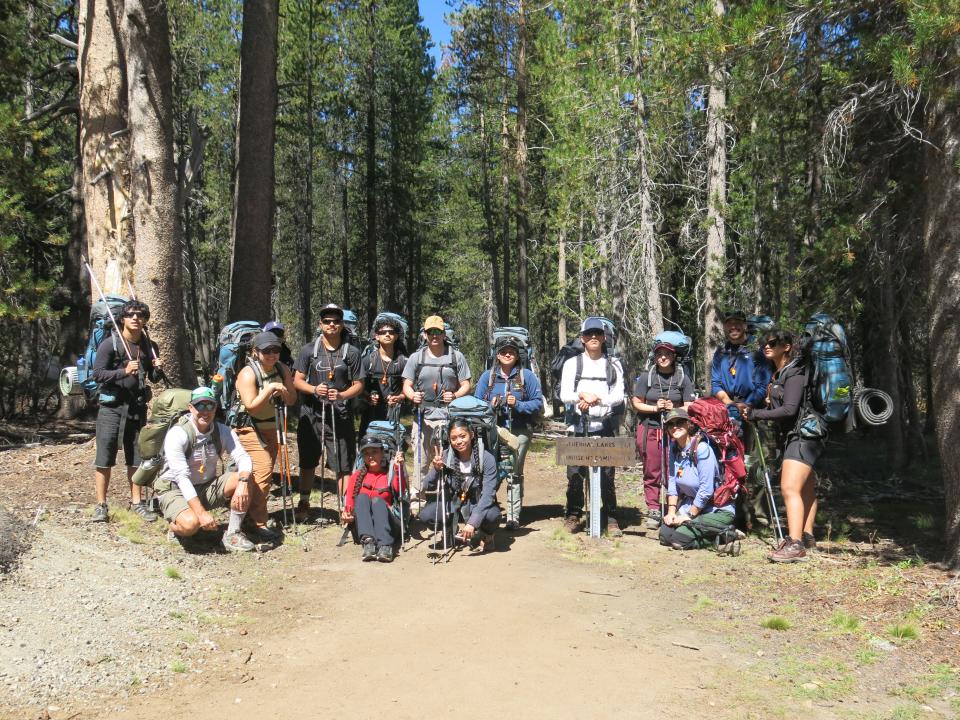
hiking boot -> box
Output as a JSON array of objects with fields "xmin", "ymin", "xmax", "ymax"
[
  {"xmin": 91, "ymin": 503, "xmax": 109, "ymax": 523},
  {"xmin": 606, "ymin": 517, "xmax": 623, "ymax": 538},
  {"xmin": 129, "ymin": 500, "xmax": 158, "ymax": 523},
  {"xmin": 376, "ymin": 545, "xmax": 395, "ymax": 563},
  {"xmin": 802, "ymin": 532, "xmax": 817, "ymax": 550},
  {"xmin": 768, "ymin": 538, "xmax": 807, "ymax": 563},
  {"xmin": 246, "ymin": 524, "xmax": 282, "ymax": 544},
  {"xmin": 469, "ymin": 531, "xmax": 496, "ymax": 554},
  {"xmin": 504, "ymin": 519, "xmax": 520, "ymax": 531},
  {"xmin": 222, "ymin": 530, "xmax": 255, "ymax": 553},
  {"xmin": 563, "ymin": 515, "xmax": 582, "ymax": 534},
  {"xmin": 294, "ymin": 499, "xmax": 311, "ymax": 523},
  {"xmin": 361, "ymin": 539, "xmax": 377, "ymax": 561},
  {"xmin": 645, "ymin": 509, "xmax": 662, "ymax": 531},
  {"xmin": 716, "ymin": 530, "xmax": 742, "ymax": 557}
]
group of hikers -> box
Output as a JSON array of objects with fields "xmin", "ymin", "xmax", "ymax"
[{"xmin": 85, "ymin": 300, "xmax": 829, "ymax": 565}]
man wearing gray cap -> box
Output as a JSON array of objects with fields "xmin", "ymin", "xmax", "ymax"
[{"xmin": 558, "ymin": 317, "xmax": 625, "ymax": 536}]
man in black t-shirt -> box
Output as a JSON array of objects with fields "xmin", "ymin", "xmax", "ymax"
[{"xmin": 292, "ymin": 304, "xmax": 364, "ymax": 521}]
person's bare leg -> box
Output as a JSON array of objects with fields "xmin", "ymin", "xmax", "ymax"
[
  {"xmin": 780, "ymin": 459, "xmax": 813, "ymax": 540},
  {"xmin": 95, "ymin": 467, "xmax": 111, "ymax": 504},
  {"xmin": 801, "ymin": 471, "xmax": 818, "ymax": 535},
  {"xmin": 127, "ymin": 465, "xmax": 142, "ymax": 504},
  {"xmin": 170, "ymin": 509, "xmax": 201, "ymax": 537},
  {"xmin": 299, "ymin": 467, "xmax": 316, "ymax": 497}
]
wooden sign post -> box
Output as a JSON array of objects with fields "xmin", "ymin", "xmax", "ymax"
[{"xmin": 555, "ymin": 437, "xmax": 635, "ymax": 538}]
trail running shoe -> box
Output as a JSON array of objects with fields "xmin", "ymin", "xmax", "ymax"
[
  {"xmin": 645, "ymin": 509, "xmax": 662, "ymax": 531},
  {"xmin": 295, "ymin": 499, "xmax": 311, "ymax": 523},
  {"xmin": 716, "ymin": 530, "xmax": 742, "ymax": 557},
  {"xmin": 606, "ymin": 518, "xmax": 623, "ymax": 538},
  {"xmin": 222, "ymin": 530, "xmax": 255, "ymax": 553},
  {"xmin": 802, "ymin": 532, "xmax": 817, "ymax": 550},
  {"xmin": 91, "ymin": 503, "xmax": 109, "ymax": 523},
  {"xmin": 130, "ymin": 500, "xmax": 158, "ymax": 523},
  {"xmin": 361, "ymin": 539, "xmax": 377, "ymax": 561},
  {"xmin": 245, "ymin": 524, "xmax": 282, "ymax": 543},
  {"xmin": 769, "ymin": 538, "xmax": 807, "ymax": 563},
  {"xmin": 563, "ymin": 515, "xmax": 582, "ymax": 534}
]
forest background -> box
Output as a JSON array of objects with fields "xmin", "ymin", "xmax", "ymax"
[{"xmin": 0, "ymin": 0, "xmax": 957, "ymax": 564}]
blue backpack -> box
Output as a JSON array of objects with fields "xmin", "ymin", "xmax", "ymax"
[
  {"xmin": 801, "ymin": 313, "xmax": 853, "ymax": 425},
  {"xmin": 643, "ymin": 329, "xmax": 694, "ymax": 387},
  {"xmin": 76, "ymin": 294, "xmax": 129, "ymax": 402},
  {"xmin": 210, "ymin": 321, "xmax": 262, "ymax": 425}
]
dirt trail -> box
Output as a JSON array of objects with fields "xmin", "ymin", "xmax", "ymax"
[{"xmin": 107, "ymin": 458, "xmax": 726, "ymax": 720}]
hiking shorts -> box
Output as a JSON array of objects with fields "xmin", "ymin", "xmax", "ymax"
[
  {"xmin": 154, "ymin": 472, "xmax": 232, "ymax": 523},
  {"xmin": 94, "ymin": 403, "xmax": 144, "ymax": 468},
  {"xmin": 297, "ymin": 410, "xmax": 355, "ymax": 473},
  {"xmin": 783, "ymin": 435, "xmax": 824, "ymax": 468}
]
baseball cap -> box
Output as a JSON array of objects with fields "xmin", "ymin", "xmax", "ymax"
[
  {"xmin": 580, "ymin": 317, "xmax": 606, "ymax": 334},
  {"xmin": 191, "ymin": 386, "xmax": 217, "ymax": 404},
  {"xmin": 424, "ymin": 315, "xmax": 445, "ymax": 331},
  {"xmin": 663, "ymin": 408, "xmax": 690, "ymax": 425},
  {"xmin": 319, "ymin": 303, "xmax": 344, "ymax": 320},
  {"xmin": 252, "ymin": 332, "xmax": 282, "ymax": 350},
  {"xmin": 263, "ymin": 320, "xmax": 285, "ymax": 334},
  {"xmin": 723, "ymin": 309, "xmax": 747, "ymax": 322},
  {"xmin": 359, "ymin": 435, "xmax": 386, "ymax": 452},
  {"xmin": 653, "ymin": 342, "xmax": 676, "ymax": 354}
]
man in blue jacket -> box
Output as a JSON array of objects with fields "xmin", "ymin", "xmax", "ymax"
[{"xmin": 710, "ymin": 310, "xmax": 773, "ymax": 527}]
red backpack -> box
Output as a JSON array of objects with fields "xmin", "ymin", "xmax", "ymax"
[{"xmin": 687, "ymin": 397, "xmax": 747, "ymax": 507}]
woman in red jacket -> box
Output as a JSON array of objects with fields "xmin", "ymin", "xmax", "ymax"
[{"xmin": 342, "ymin": 436, "xmax": 406, "ymax": 563}]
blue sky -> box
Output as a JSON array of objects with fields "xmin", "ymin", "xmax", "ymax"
[{"xmin": 419, "ymin": 0, "xmax": 453, "ymax": 67}]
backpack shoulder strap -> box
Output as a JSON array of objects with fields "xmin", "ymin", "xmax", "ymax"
[
  {"xmin": 574, "ymin": 353, "xmax": 583, "ymax": 389},
  {"xmin": 605, "ymin": 355, "xmax": 616, "ymax": 389}
]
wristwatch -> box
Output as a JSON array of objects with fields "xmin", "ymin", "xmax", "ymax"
[{"xmin": 238, "ymin": 475, "xmax": 250, "ymax": 483}]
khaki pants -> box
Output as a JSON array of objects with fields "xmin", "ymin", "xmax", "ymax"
[{"xmin": 236, "ymin": 427, "xmax": 278, "ymax": 527}]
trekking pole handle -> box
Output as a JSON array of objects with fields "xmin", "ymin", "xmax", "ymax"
[{"xmin": 83, "ymin": 259, "xmax": 133, "ymax": 361}]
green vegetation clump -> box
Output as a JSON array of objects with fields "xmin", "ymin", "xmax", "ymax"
[
  {"xmin": 887, "ymin": 623, "xmax": 919, "ymax": 642},
  {"xmin": 761, "ymin": 616, "xmax": 791, "ymax": 631}
]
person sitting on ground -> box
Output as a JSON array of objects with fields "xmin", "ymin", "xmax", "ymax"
[
  {"xmin": 419, "ymin": 419, "xmax": 500, "ymax": 553},
  {"xmin": 359, "ymin": 316, "xmax": 408, "ymax": 437},
  {"xmin": 262, "ymin": 320, "xmax": 294, "ymax": 369},
  {"xmin": 91, "ymin": 299, "xmax": 164, "ymax": 523},
  {"xmin": 559, "ymin": 318, "xmax": 625, "ymax": 537},
  {"xmin": 659, "ymin": 408, "xmax": 737, "ymax": 552},
  {"xmin": 292, "ymin": 304, "xmax": 365, "ymax": 521},
  {"xmin": 743, "ymin": 328, "xmax": 821, "ymax": 563},
  {"xmin": 710, "ymin": 309, "xmax": 773, "ymax": 528},
  {"xmin": 154, "ymin": 387, "xmax": 255, "ymax": 552},
  {"xmin": 233, "ymin": 331, "xmax": 297, "ymax": 544},
  {"xmin": 474, "ymin": 337, "xmax": 542, "ymax": 529},
  {"xmin": 402, "ymin": 315, "xmax": 471, "ymax": 476},
  {"xmin": 632, "ymin": 341, "xmax": 695, "ymax": 530},
  {"xmin": 341, "ymin": 435, "xmax": 407, "ymax": 563}
]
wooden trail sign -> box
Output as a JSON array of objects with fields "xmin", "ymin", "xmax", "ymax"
[{"xmin": 554, "ymin": 437, "xmax": 635, "ymax": 467}]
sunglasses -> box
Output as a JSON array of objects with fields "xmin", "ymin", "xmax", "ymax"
[
  {"xmin": 497, "ymin": 347, "xmax": 518, "ymax": 355},
  {"xmin": 193, "ymin": 401, "xmax": 216, "ymax": 412},
  {"xmin": 427, "ymin": 329, "xmax": 444, "ymax": 336},
  {"xmin": 320, "ymin": 318, "xmax": 342, "ymax": 325},
  {"xmin": 260, "ymin": 346, "xmax": 281, "ymax": 354},
  {"xmin": 124, "ymin": 311, "xmax": 147, "ymax": 319},
  {"xmin": 667, "ymin": 422, "xmax": 688, "ymax": 432},
  {"xmin": 377, "ymin": 329, "xmax": 397, "ymax": 336},
  {"xmin": 582, "ymin": 330, "xmax": 604, "ymax": 338},
  {"xmin": 763, "ymin": 339, "xmax": 781, "ymax": 349}
]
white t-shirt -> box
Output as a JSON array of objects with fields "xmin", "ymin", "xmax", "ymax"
[{"xmin": 559, "ymin": 353, "xmax": 624, "ymax": 432}]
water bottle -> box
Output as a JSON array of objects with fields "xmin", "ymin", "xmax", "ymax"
[{"xmin": 76, "ymin": 357, "xmax": 87, "ymax": 381}]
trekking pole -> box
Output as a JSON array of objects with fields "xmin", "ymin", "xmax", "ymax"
[
  {"xmin": 659, "ymin": 411, "xmax": 668, "ymax": 522},
  {"xmin": 331, "ymin": 399, "xmax": 343, "ymax": 524},
  {"xmin": 394, "ymin": 458, "xmax": 405, "ymax": 550},
  {"xmin": 415, "ymin": 406, "xmax": 423, "ymax": 498},
  {"xmin": 318, "ymin": 401, "xmax": 327, "ymax": 526},
  {"xmin": 753, "ymin": 424, "xmax": 784, "ymax": 544},
  {"xmin": 82, "ymin": 260, "xmax": 132, "ymax": 360}
]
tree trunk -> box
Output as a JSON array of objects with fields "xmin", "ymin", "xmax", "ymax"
[
  {"xmin": 299, "ymin": 0, "xmax": 315, "ymax": 339},
  {"xmin": 227, "ymin": 0, "xmax": 278, "ymax": 323},
  {"xmin": 479, "ymin": 106, "xmax": 503, "ymax": 323},
  {"xmin": 364, "ymin": 0, "xmax": 378, "ymax": 324},
  {"xmin": 702, "ymin": 0, "xmax": 727, "ymax": 378},
  {"xmin": 77, "ymin": 0, "xmax": 135, "ymax": 296},
  {"xmin": 923, "ymin": 43, "xmax": 960, "ymax": 568},
  {"xmin": 557, "ymin": 225, "xmax": 567, "ymax": 347},
  {"xmin": 514, "ymin": 0, "xmax": 529, "ymax": 327},
  {"xmin": 500, "ymin": 94, "xmax": 511, "ymax": 318},
  {"xmin": 119, "ymin": 0, "xmax": 192, "ymax": 385}
]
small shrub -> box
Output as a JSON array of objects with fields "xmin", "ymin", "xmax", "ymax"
[
  {"xmin": 829, "ymin": 611, "xmax": 860, "ymax": 632},
  {"xmin": 761, "ymin": 616, "xmax": 791, "ymax": 631},
  {"xmin": 887, "ymin": 623, "xmax": 919, "ymax": 642},
  {"xmin": 169, "ymin": 660, "xmax": 188, "ymax": 673},
  {"xmin": 164, "ymin": 567, "xmax": 181, "ymax": 580}
]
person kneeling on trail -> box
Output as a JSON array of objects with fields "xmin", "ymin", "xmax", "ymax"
[
  {"xmin": 154, "ymin": 387, "xmax": 256, "ymax": 552},
  {"xmin": 419, "ymin": 419, "xmax": 500, "ymax": 554},
  {"xmin": 341, "ymin": 436, "xmax": 407, "ymax": 563},
  {"xmin": 658, "ymin": 409, "xmax": 738, "ymax": 553}
]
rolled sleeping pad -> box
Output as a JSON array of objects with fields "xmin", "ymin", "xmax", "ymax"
[{"xmin": 855, "ymin": 387, "xmax": 894, "ymax": 426}]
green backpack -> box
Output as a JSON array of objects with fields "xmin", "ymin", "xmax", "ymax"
[{"xmin": 131, "ymin": 389, "xmax": 223, "ymax": 487}]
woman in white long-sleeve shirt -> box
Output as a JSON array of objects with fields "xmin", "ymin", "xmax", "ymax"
[
  {"xmin": 154, "ymin": 387, "xmax": 256, "ymax": 552},
  {"xmin": 559, "ymin": 318, "xmax": 625, "ymax": 536}
]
